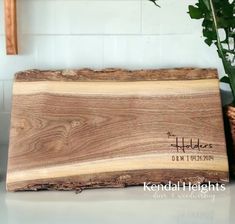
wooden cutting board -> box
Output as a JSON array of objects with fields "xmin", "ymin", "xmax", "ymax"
[{"xmin": 6, "ymin": 68, "xmax": 229, "ymax": 191}]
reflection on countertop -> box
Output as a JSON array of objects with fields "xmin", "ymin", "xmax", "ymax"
[{"xmin": 0, "ymin": 145, "xmax": 234, "ymax": 224}]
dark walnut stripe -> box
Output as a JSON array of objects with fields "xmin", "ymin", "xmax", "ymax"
[
  {"xmin": 7, "ymin": 169, "xmax": 229, "ymax": 192},
  {"xmin": 14, "ymin": 68, "xmax": 218, "ymax": 82},
  {"xmin": 8, "ymin": 93, "xmax": 224, "ymax": 171}
]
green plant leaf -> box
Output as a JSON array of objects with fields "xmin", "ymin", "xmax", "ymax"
[
  {"xmin": 220, "ymin": 76, "xmax": 231, "ymax": 84},
  {"xmin": 188, "ymin": 5, "xmax": 203, "ymax": 19},
  {"xmin": 205, "ymin": 38, "xmax": 213, "ymax": 46}
]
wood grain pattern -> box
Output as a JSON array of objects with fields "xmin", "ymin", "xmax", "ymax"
[
  {"xmin": 7, "ymin": 69, "xmax": 229, "ymax": 191},
  {"xmin": 4, "ymin": 0, "xmax": 18, "ymax": 55}
]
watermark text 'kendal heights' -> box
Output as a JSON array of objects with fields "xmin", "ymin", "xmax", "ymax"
[{"xmin": 143, "ymin": 181, "xmax": 226, "ymax": 194}]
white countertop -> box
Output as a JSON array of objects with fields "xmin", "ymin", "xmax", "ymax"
[{"xmin": 1, "ymin": 144, "xmax": 235, "ymax": 224}]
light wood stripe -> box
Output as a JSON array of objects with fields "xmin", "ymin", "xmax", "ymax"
[
  {"xmin": 13, "ymin": 80, "xmax": 219, "ymax": 96},
  {"xmin": 7, "ymin": 153, "xmax": 228, "ymax": 184}
]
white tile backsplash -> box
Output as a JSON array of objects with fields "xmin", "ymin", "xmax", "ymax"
[
  {"xmin": 103, "ymin": 34, "xmax": 224, "ymax": 70},
  {"xmin": 20, "ymin": 0, "xmax": 141, "ymax": 34},
  {"xmin": 0, "ymin": 82, "xmax": 3, "ymax": 111},
  {"xmin": 0, "ymin": 112, "xmax": 10, "ymax": 145},
  {"xmin": 3, "ymin": 80, "xmax": 13, "ymax": 112},
  {"xmin": 0, "ymin": 35, "xmax": 37, "ymax": 80},
  {"xmin": 158, "ymin": 34, "xmax": 223, "ymax": 69},
  {"xmin": 142, "ymin": 0, "xmax": 200, "ymax": 35},
  {"xmin": 103, "ymin": 35, "xmax": 145, "ymax": 69},
  {"xmin": 34, "ymin": 35, "xmax": 104, "ymax": 69}
]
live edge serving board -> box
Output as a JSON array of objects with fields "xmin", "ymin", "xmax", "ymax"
[{"xmin": 7, "ymin": 68, "xmax": 229, "ymax": 191}]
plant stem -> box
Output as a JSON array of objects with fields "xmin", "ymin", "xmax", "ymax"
[
  {"xmin": 209, "ymin": 0, "xmax": 224, "ymax": 60},
  {"xmin": 209, "ymin": 0, "xmax": 235, "ymax": 101}
]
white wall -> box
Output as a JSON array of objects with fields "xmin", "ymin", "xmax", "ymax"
[{"xmin": 0, "ymin": 0, "xmax": 228, "ymax": 144}]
